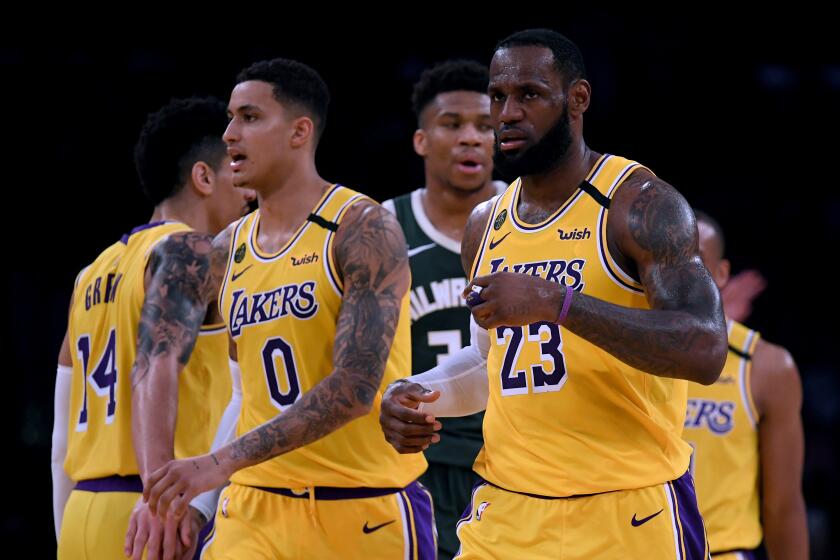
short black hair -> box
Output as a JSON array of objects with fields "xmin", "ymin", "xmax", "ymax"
[
  {"xmin": 411, "ymin": 59, "xmax": 489, "ymax": 124},
  {"xmin": 495, "ymin": 29, "xmax": 587, "ymax": 88},
  {"xmin": 694, "ymin": 208, "xmax": 726, "ymax": 257},
  {"xmin": 134, "ymin": 97, "xmax": 229, "ymax": 206},
  {"xmin": 236, "ymin": 58, "xmax": 330, "ymax": 141}
]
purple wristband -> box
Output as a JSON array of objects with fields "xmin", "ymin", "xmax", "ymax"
[{"xmin": 557, "ymin": 285, "xmax": 573, "ymax": 324}]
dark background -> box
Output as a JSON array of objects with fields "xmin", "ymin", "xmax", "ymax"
[{"xmin": 5, "ymin": 13, "xmax": 838, "ymax": 558}]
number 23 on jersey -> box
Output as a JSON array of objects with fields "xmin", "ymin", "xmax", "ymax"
[{"xmin": 495, "ymin": 321, "xmax": 567, "ymax": 396}]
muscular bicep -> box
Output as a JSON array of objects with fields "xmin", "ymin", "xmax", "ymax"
[
  {"xmin": 332, "ymin": 202, "xmax": 409, "ymax": 404},
  {"xmin": 611, "ymin": 172, "xmax": 721, "ymax": 316}
]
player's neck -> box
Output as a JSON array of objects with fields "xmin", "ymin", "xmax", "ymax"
[
  {"xmin": 254, "ymin": 162, "xmax": 330, "ymax": 253},
  {"xmin": 520, "ymin": 139, "xmax": 597, "ymax": 207},
  {"xmin": 151, "ymin": 195, "xmax": 209, "ymax": 234},
  {"xmin": 421, "ymin": 179, "xmax": 497, "ymax": 243}
]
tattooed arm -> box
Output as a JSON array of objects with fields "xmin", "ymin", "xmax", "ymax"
[
  {"xmin": 142, "ymin": 201, "xmax": 411, "ymax": 517},
  {"xmin": 565, "ymin": 171, "xmax": 727, "ymax": 382},
  {"xmin": 468, "ymin": 170, "xmax": 727, "ymax": 384},
  {"xmin": 130, "ymin": 226, "xmax": 232, "ymax": 484}
]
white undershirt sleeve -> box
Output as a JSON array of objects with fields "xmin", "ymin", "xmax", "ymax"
[
  {"xmin": 51, "ymin": 364, "xmax": 74, "ymax": 540},
  {"xmin": 413, "ymin": 317, "xmax": 490, "ymax": 417}
]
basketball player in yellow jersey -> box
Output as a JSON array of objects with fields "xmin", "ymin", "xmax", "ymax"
[
  {"xmin": 380, "ymin": 29, "xmax": 728, "ymax": 559},
  {"xmin": 51, "ymin": 97, "xmax": 253, "ymax": 560},
  {"xmin": 684, "ymin": 210, "xmax": 807, "ymax": 559},
  {"xmin": 142, "ymin": 58, "xmax": 433, "ymax": 559}
]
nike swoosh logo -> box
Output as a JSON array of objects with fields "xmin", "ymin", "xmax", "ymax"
[
  {"xmin": 631, "ymin": 508, "xmax": 663, "ymax": 527},
  {"xmin": 231, "ymin": 264, "xmax": 253, "ymax": 282},
  {"xmin": 362, "ymin": 520, "xmax": 395, "ymax": 534},
  {"xmin": 488, "ymin": 232, "xmax": 511, "ymax": 250},
  {"xmin": 407, "ymin": 243, "xmax": 436, "ymax": 258}
]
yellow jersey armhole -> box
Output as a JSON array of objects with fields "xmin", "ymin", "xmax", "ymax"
[
  {"xmin": 74, "ymin": 265, "xmax": 92, "ymax": 290},
  {"xmin": 469, "ymin": 193, "xmax": 506, "ymax": 280},
  {"xmin": 217, "ymin": 216, "xmax": 249, "ymax": 322},
  {"xmin": 596, "ymin": 163, "xmax": 647, "ymax": 293},
  {"xmin": 743, "ymin": 331, "xmax": 762, "ymax": 425},
  {"xmin": 324, "ymin": 194, "xmax": 370, "ymax": 295}
]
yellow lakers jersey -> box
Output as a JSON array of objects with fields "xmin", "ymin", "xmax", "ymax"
[
  {"xmin": 471, "ymin": 155, "xmax": 692, "ymax": 497},
  {"xmin": 66, "ymin": 239, "xmax": 127, "ymax": 480},
  {"xmin": 219, "ymin": 185, "xmax": 426, "ymax": 489},
  {"xmin": 684, "ymin": 321, "xmax": 761, "ymax": 552},
  {"xmin": 65, "ymin": 221, "xmax": 231, "ymax": 481},
  {"xmin": 174, "ymin": 323, "xmax": 230, "ymax": 459}
]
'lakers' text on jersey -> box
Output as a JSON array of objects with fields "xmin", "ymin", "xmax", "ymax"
[
  {"xmin": 684, "ymin": 321, "xmax": 762, "ymax": 553},
  {"xmin": 470, "ymin": 155, "xmax": 692, "ymax": 497},
  {"xmin": 219, "ymin": 185, "xmax": 426, "ymax": 490}
]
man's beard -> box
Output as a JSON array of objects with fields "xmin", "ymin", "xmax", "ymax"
[{"xmin": 493, "ymin": 107, "xmax": 573, "ymax": 181}]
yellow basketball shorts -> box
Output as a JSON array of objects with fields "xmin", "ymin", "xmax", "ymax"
[
  {"xmin": 200, "ymin": 480, "xmax": 435, "ymax": 559},
  {"xmin": 455, "ymin": 471, "xmax": 710, "ymax": 559},
  {"xmin": 57, "ymin": 475, "xmax": 143, "ymax": 560}
]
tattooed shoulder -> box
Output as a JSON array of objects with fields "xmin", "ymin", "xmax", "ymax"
[
  {"xmin": 610, "ymin": 170, "xmax": 698, "ymax": 266},
  {"xmin": 132, "ymin": 232, "xmax": 217, "ymax": 387},
  {"xmin": 147, "ymin": 232, "xmax": 216, "ymax": 298},
  {"xmin": 333, "ymin": 201, "xmax": 408, "ymax": 291}
]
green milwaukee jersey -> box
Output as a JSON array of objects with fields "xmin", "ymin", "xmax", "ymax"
[{"xmin": 384, "ymin": 188, "xmax": 486, "ymax": 468}]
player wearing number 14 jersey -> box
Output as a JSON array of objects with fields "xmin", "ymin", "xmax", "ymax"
[{"xmin": 52, "ymin": 97, "xmax": 252, "ymax": 559}]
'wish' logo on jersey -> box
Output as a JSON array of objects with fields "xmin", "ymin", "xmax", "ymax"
[
  {"xmin": 410, "ymin": 277, "xmax": 468, "ymax": 321},
  {"xmin": 488, "ymin": 257, "xmax": 586, "ymax": 291},
  {"xmin": 229, "ymin": 282, "xmax": 318, "ymax": 336},
  {"xmin": 557, "ymin": 227, "xmax": 591, "ymax": 240},
  {"xmin": 684, "ymin": 399, "xmax": 735, "ymax": 435},
  {"xmin": 291, "ymin": 252, "xmax": 319, "ymax": 266}
]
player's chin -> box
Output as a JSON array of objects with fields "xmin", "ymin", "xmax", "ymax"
[
  {"xmin": 448, "ymin": 173, "xmax": 489, "ymax": 192},
  {"xmin": 231, "ymin": 172, "xmax": 252, "ymax": 189}
]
